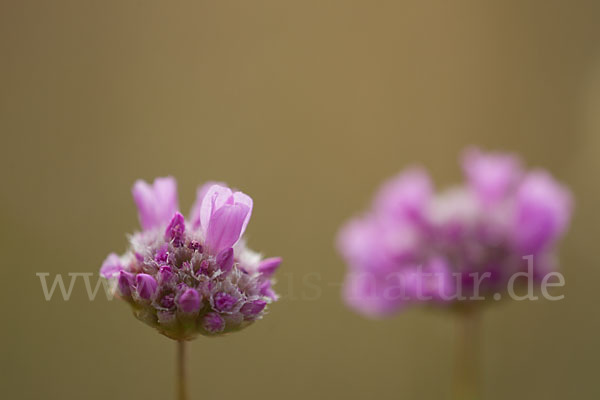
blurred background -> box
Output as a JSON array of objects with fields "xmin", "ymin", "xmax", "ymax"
[{"xmin": 2, "ymin": 1, "xmax": 600, "ymax": 399}]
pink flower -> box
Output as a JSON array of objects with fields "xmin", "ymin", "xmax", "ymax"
[{"xmin": 101, "ymin": 177, "xmax": 280, "ymax": 340}]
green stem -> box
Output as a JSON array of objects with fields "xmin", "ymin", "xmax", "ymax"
[
  {"xmin": 177, "ymin": 340, "xmax": 188, "ymax": 400},
  {"xmin": 453, "ymin": 309, "xmax": 481, "ymax": 400}
]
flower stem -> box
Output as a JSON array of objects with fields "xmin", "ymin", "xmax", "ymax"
[
  {"xmin": 177, "ymin": 340, "xmax": 188, "ymax": 400},
  {"xmin": 453, "ymin": 308, "xmax": 481, "ymax": 400}
]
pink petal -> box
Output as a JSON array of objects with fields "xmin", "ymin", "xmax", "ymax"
[
  {"xmin": 189, "ymin": 181, "xmax": 226, "ymax": 229},
  {"xmin": 462, "ymin": 147, "xmax": 523, "ymax": 204},
  {"xmin": 206, "ymin": 203, "xmax": 250, "ymax": 253},
  {"xmin": 100, "ymin": 253, "xmax": 122, "ymax": 278},
  {"xmin": 232, "ymin": 191, "xmax": 253, "ymax": 235},
  {"xmin": 199, "ymin": 185, "xmax": 234, "ymax": 236},
  {"xmin": 216, "ymin": 247, "xmax": 235, "ymax": 272},
  {"xmin": 258, "ymin": 257, "xmax": 282, "ymax": 277},
  {"xmin": 132, "ymin": 177, "xmax": 178, "ymax": 230},
  {"xmin": 513, "ymin": 171, "xmax": 573, "ymax": 254},
  {"xmin": 373, "ymin": 168, "xmax": 433, "ymax": 224}
]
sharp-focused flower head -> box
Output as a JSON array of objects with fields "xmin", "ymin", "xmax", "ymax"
[
  {"xmin": 337, "ymin": 148, "xmax": 573, "ymax": 317},
  {"xmin": 101, "ymin": 177, "xmax": 281, "ymax": 340}
]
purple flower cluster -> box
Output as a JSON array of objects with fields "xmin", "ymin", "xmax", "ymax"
[
  {"xmin": 337, "ymin": 148, "xmax": 573, "ymax": 317},
  {"xmin": 100, "ymin": 177, "xmax": 281, "ymax": 340}
]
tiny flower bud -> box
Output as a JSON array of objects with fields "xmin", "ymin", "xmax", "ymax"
[
  {"xmin": 177, "ymin": 288, "xmax": 201, "ymax": 313},
  {"xmin": 199, "ymin": 259, "xmax": 210, "ymax": 274},
  {"xmin": 213, "ymin": 292, "xmax": 237, "ymax": 312},
  {"xmin": 240, "ymin": 300, "xmax": 267, "ymax": 318},
  {"xmin": 258, "ymin": 257, "xmax": 282, "ymax": 277},
  {"xmin": 216, "ymin": 247, "xmax": 234, "ymax": 273},
  {"xmin": 160, "ymin": 293, "xmax": 175, "ymax": 309},
  {"xmin": 259, "ymin": 280, "xmax": 277, "ymax": 300},
  {"xmin": 118, "ymin": 271, "xmax": 134, "ymax": 297},
  {"xmin": 176, "ymin": 282, "xmax": 188, "ymax": 292},
  {"xmin": 202, "ymin": 312, "xmax": 225, "ymax": 333},
  {"xmin": 188, "ymin": 240, "xmax": 203, "ymax": 252},
  {"xmin": 155, "ymin": 244, "xmax": 169, "ymax": 263},
  {"xmin": 165, "ymin": 212, "xmax": 186, "ymax": 246},
  {"xmin": 136, "ymin": 273, "xmax": 158, "ymax": 300},
  {"xmin": 159, "ymin": 265, "xmax": 174, "ymax": 284}
]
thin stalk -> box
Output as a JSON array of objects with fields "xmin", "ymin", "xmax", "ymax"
[
  {"xmin": 453, "ymin": 309, "xmax": 481, "ymax": 400},
  {"xmin": 177, "ymin": 340, "xmax": 188, "ymax": 400}
]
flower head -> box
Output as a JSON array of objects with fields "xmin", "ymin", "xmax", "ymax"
[
  {"xmin": 101, "ymin": 177, "xmax": 281, "ymax": 340},
  {"xmin": 337, "ymin": 148, "xmax": 573, "ymax": 317}
]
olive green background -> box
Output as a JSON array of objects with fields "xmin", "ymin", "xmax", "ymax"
[{"xmin": 2, "ymin": 1, "xmax": 600, "ymax": 399}]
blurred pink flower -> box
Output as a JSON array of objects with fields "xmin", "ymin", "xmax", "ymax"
[{"xmin": 337, "ymin": 148, "xmax": 573, "ymax": 317}]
